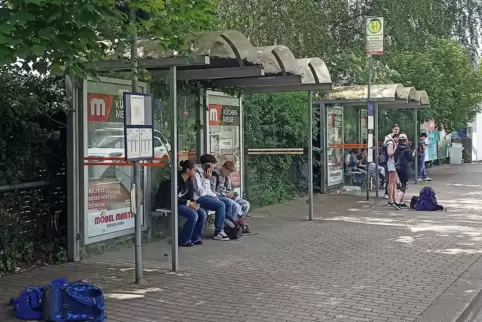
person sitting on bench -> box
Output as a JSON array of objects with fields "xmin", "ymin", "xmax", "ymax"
[
  {"xmin": 154, "ymin": 160, "xmax": 207, "ymax": 247},
  {"xmin": 357, "ymin": 148, "xmax": 386, "ymax": 189},
  {"xmin": 193, "ymin": 154, "xmax": 230, "ymax": 241},
  {"xmin": 212, "ymin": 161, "xmax": 251, "ymax": 233}
]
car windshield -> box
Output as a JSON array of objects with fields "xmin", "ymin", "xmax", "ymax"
[
  {"xmin": 92, "ymin": 129, "xmax": 123, "ymax": 147},
  {"xmin": 97, "ymin": 136, "xmax": 125, "ymax": 149}
]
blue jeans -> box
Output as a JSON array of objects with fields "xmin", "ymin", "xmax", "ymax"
[
  {"xmin": 219, "ymin": 197, "xmax": 242, "ymax": 221},
  {"xmin": 236, "ymin": 199, "xmax": 250, "ymax": 216},
  {"xmin": 418, "ymin": 155, "xmax": 427, "ymax": 179},
  {"xmin": 196, "ymin": 196, "xmax": 226, "ymax": 232},
  {"xmin": 178, "ymin": 205, "xmax": 206, "ymax": 244}
]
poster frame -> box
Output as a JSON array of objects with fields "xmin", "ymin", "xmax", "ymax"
[
  {"xmin": 82, "ymin": 77, "xmax": 148, "ymax": 245},
  {"xmin": 205, "ymin": 90, "xmax": 244, "ymax": 196},
  {"xmin": 327, "ymin": 105, "xmax": 345, "ymax": 187}
]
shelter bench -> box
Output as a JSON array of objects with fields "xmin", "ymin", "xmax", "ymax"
[{"xmin": 345, "ymin": 171, "xmax": 376, "ymax": 191}]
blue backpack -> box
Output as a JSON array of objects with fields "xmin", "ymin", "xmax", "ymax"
[
  {"xmin": 378, "ymin": 139, "xmax": 393, "ymax": 166},
  {"xmin": 415, "ymin": 187, "xmax": 444, "ymax": 211},
  {"xmin": 43, "ymin": 278, "xmax": 105, "ymax": 322},
  {"xmin": 10, "ymin": 287, "xmax": 44, "ymax": 320}
]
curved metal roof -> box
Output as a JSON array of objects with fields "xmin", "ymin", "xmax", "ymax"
[
  {"xmin": 98, "ymin": 29, "xmax": 333, "ymax": 92},
  {"xmin": 324, "ymin": 84, "xmax": 429, "ymax": 107}
]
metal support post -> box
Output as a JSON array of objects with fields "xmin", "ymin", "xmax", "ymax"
[
  {"xmin": 366, "ymin": 55, "xmax": 373, "ymax": 201},
  {"xmin": 374, "ymin": 103, "xmax": 379, "ymax": 198},
  {"xmin": 414, "ymin": 109, "xmax": 418, "ymax": 184},
  {"xmin": 66, "ymin": 75, "xmax": 80, "ymax": 262},
  {"xmin": 130, "ymin": 7, "xmax": 143, "ymax": 284},
  {"xmin": 308, "ymin": 91, "xmax": 314, "ymax": 221},
  {"xmin": 320, "ymin": 103, "xmax": 327, "ymax": 194},
  {"xmin": 170, "ymin": 66, "xmax": 179, "ymax": 272}
]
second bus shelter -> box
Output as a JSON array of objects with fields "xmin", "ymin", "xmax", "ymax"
[{"xmin": 315, "ymin": 84, "xmax": 430, "ymax": 196}]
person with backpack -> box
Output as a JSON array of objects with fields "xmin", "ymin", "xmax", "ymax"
[
  {"xmin": 417, "ymin": 132, "xmax": 432, "ymax": 181},
  {"xmin": 154, "ymin": 160, "xmax": 207, "ymax": 247},
  {"xmin": 394, "ymin": 133, "xmax": 415, "ymax": 209},
  {"xmin": 384, "ymin": 133, "xmax": 399, "ymax": 209},
  {"xmin": 381, "ymin": 124, "xmax": 400, "ymax": 198},
  {"xmin": 193, "ymin": 154, "xmax": 230, "ymax": 241}
]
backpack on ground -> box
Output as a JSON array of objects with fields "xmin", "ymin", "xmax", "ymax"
[
  {"xmin": 410, "ymin": 196, "xmax": 419, "ymax": 209},
  {"xmin": 43, "ymin": 278, "xmax": 105, "ymax": 322},
  {"xmin": 224, "ymin": 215, "xmax": 243, "ymax": 240},
  {"xmin": 415, "ymin": 187, "xmax": 445, "ymax": 211},
  {"xmin": 10, "ymin": 286, "xmax": 44, "ymax": 320}
]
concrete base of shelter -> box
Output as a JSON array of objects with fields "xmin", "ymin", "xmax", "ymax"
[{"xmin": 1, "ymin": 164, "xmax": 482, "ymax": 322}]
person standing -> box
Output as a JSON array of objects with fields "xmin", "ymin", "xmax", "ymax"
[
  {"xmin": 383, "ymin": 124, "xmax": 400, "ymax": 198},
  {"xmin": 394, "ymin": 133, "xmax": 415, "ymax": 209},
  {"xmin": 385, "ymin": 135, "xmax": 399, "ymax": 209},
  {"xmin": 417, "ymin": 132, "xmax": 432, "ymax": 181}
]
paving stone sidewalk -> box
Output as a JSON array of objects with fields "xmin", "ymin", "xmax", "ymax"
[{"xmin": 1, "ymin": 164, "xmax": 482, "ymax": 322}]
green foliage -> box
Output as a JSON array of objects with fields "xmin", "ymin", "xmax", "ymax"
[
  {"xmin": 0, "ymin": 70, "xmax": 68, "ymax": 274},
  {"xmin": 0, "ymin": 190, "xmax": 66, "ymax": 275},
  {"xmin": 219, "ymin": 0, "xmax": 482, "ymax": 129},
  {"xmin": 0, "ymin": 0, "xmax": 218, "ymax": 76},
  {"xmin": 0, "ymin": 68, "xmax": 70, "ymax": 185},
  {"xmin": 244, "ymin": 93, "xmax": 309, "ymax": 206},
  {"xmin": 391, "ymin": 39, "xmax": 482, "ymax": 131}
]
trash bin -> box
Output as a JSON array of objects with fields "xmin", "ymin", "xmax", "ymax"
[{"xmin": 449, "ymin": 143, "xmax": 464, "ymax": 164}]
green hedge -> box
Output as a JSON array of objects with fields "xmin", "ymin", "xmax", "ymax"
[
  {"xmin": 0, "ymin": 69, "xmax": 69, "ymax": 275},
  {"xmin": 243, "ymin": 93, "xmax": 312, "ymax": 207}
]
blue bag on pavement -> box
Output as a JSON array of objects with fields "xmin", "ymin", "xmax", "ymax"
[
  {"xmin": 10, "ymin": 286, "xmax": 44, "ymax": 320},
  {"xmin": 43, "ymin": 278, "xmax": 105, "ymax": 322},
  {"xmin": 415, "ymin": 187, "xmax": 445, "ymax": 211}
]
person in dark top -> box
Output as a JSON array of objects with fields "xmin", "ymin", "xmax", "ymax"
[
  {"xmin": 394, "ymin": 133, "xmax": 414, "ymax": 208},
  {"xmin": 177, "ymin": 159, "xmax": 207, "ymax": 246},
  {"xmin": 155, "ymin": 159, "xmax": 207, "ymax": 247}
]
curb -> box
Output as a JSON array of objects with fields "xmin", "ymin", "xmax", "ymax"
[
  {"xmin": 416, "ymin": 255, "xmax": 482, "ymax": 322},
  {"xmin": 456, "ymin": 286, "xmax": 482, "ymax": 322}
]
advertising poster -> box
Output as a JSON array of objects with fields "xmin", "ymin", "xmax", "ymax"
[
  {"xmin": 327, "ymin": 106, "xmax": 344, "ymax": 186},
  {"xmin": 426, "ymin": 130, "xmax": 439, "ymax": 162},
  {"xmin": 360, "ymin": 109, "xmax": 368, "ymax": 143},
  {"xmin": 208, "ymin": 103, "xmax": 241, "ymax": 191},
  {"xmin": 87, "ymin": 179, "xmax": 139, "ymax": 238},
  {"xmin": 85, "ymin": 79, "xmax": 147, "ymax": 240}
]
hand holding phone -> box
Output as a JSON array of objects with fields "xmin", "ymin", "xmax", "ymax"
[{"xmin": 203, "ymin": 165, "xmax": 212, "ymax": 179}]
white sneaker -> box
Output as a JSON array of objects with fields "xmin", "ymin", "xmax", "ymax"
[
  {"xmin": 384, "ymin": 194, "xmax": 389, "ymax": 199},
  {"xmin": 423, "ymin": 177, "xmax": 432, "ymax": 181},
  {"xmin": 214, "ymin": 230, "xmax": 230, "ymax": 241}
]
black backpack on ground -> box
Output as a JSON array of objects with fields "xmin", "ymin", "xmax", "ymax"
[{"xmin": 224, "ymin": 216, "xmax": 243, "ymax": 239}]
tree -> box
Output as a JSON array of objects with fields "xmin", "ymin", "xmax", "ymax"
[
  {"xmin": 391, "ymin": 39, "xmax": 482, "ymax": 131},
  {"xmin": 0, "ymin": 0, "xmax": 218, "ymax": 76}
]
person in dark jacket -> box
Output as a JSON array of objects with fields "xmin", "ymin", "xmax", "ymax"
[
  {"xmin": 177, "ymin": 159, "xmax": 207, "ymax": 246},
  {"xmin": 394, "ymin": 133, "xmax": 415, "ymax": 208},
  {"xmin": 154, "ymin": 160, "xmax": 207, "ymax": 247}
]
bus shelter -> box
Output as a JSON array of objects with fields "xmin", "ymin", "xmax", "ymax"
[
  {"xmin": 66, "ymin": 30, "xmax": 332, "ymax": 276},
  {"xmin": 315, "ymin": 84, "xmax": 430, "ymax": 196}
]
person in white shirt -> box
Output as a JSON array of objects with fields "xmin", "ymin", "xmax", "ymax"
[
  {"xmin": 192, "ymin": 154, "xmax": 230, "ymax": 241},
  {"xmin": 383, "ymin": 124, "xmax": 400, "ymax": 198}
]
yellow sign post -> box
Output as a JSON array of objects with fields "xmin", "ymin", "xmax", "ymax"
[
  {"xmin": 365, "ymin": 16, "xmax": 384, "ymax": 200},
  {"xmin": 366, "ymin": 17, "xmax": 384, "ymax": 55}
]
